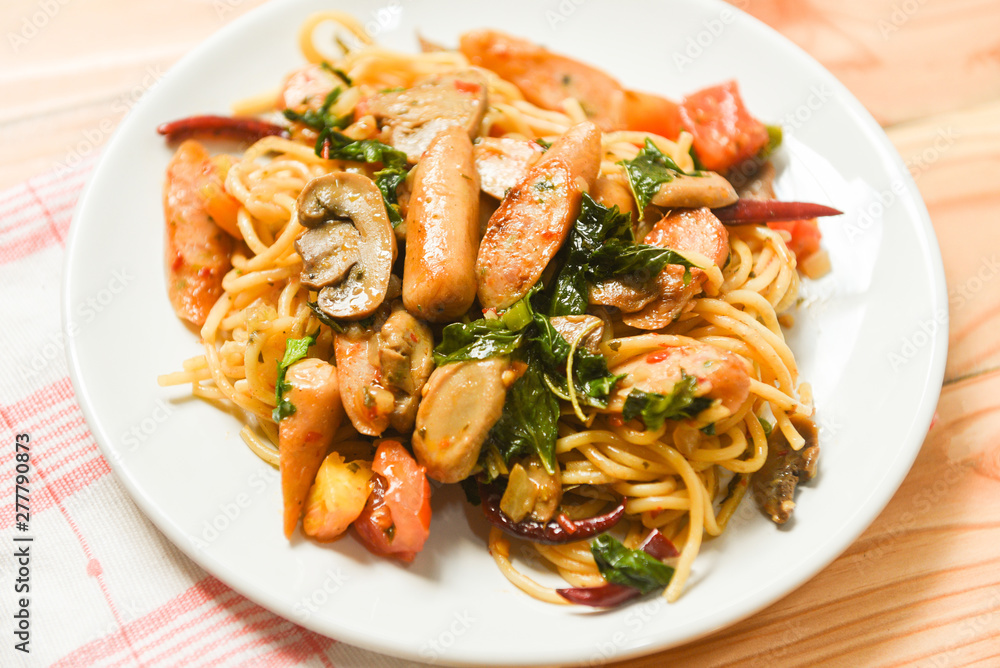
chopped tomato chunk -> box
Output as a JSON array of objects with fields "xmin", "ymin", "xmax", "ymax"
[
  {"xmin": 353, "ymin": 440, "xmax": 432, "ymax": 562},
  {"xmin": 768, "ymin": 219, "xmax": 822, "ymax": 260},
  {"xmin": 680, "ymin": 80, "xmax": 769, "ymax": 172},
  {"xmin": 623, "ymin": 90, "xmax": 683, "ymax": 140}
]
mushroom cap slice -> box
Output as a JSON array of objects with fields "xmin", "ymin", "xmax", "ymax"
[
  {"xmin": 362, "ymin": 70, "xmax": 488, "ymax": 163},
  {"xmin": 295, "ymin": 221, "xmax": 361, "ymax": 289},
  {"xmin": 412, "ymin": 358, "xmax": 510, "ymax": 483},
  {"xmin": 296, "ymin": 172, "xmax": 397, "ymax": 320},
  {"xmin": 650, "ymin": 171, "xmax": 738, "ymax": 209}
]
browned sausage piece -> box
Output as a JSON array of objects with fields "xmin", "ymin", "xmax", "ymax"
[
  {"xmin": 277, "ymin": 358, "xmax": 344, "ymax": 538},
  {"xmin": 402, "ymin": 126, "xmax": 481, "ymax": 321},
  {"xmin": 608, "ymin": 342, "xmax": 750, "ymax": 418},
  {"xmin": 475, "ymin": 121, "xmax": 601, "ymax": 309},
  {"xmin": 622, "ymin": 207, "xmax": 729, "ymax": 330},
  {"xmin": 163, "ymin": 140, "xmax": 233, "ymax": 326},
  {"xmin": 459, "ymin": 30, "xmax": 626, "ymax": 131},
  {"xmin": 473, "ymin": 137, "xmax": 544, "ymax": 200}
]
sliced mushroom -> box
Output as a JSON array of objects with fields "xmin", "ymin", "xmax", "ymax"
[
  {"xmin": 473, "ymin": 137, "xmax": 544, "ymax": 200},
  {"xmin": 334, "ymin": 301, "xmax": 432, "ymax": 436},
  {"xmin": 525, "ymin": 455, "xmax": 562, "ymax": 523},
  {"xmin": 735, "ymin": 161, "xmax": 776, "ymax": 200},
  {"xmin": 550, "ymin": 314, "xmax": 604, "ymax": 354},
  {"xmin": 295, "ymin": 172, "xmax": 396, "ymax": 320},
  {"xmin": 361, "ymin": 70, "xmax": 488, "ymax": 163},
  {"xmin": 753, "ymin": 415, "xmax": 819, "ymax": 524},
  {"xmin": 378, "ymin": 304, "xmax": 435, "ymax": 432},
  {"xmin": 412, "ymin": 357, "xmax": 510, "ymax": 483},
  {"xmin": 296, "ymin": 221, "xmax": 361, "ymax": 289},
  {"xmin": 650, "ymin": 171, "xmax": 738, "ymax": 209},
  {"xmin": 589, "ymin": 277, "xmax": 659, "ymax": 313},
  {"xmin": 499, "ymin": 456, "xmax": 562, "ymax": 524}
]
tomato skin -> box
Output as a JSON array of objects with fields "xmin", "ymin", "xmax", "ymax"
[
  {"xmin": 768, "ymin": 219, "xmax": 822, "ymax": 260},
  {"xmin": 623, "ymin": 90, "xmax": 683, "ymax": 140},
  {"xmin": 353, "ymin": 440, "xmax": 432, "ymax": 562},
  {"xmin": 680, "ymin": 80, "xmax": 769, "ymax": 173}
]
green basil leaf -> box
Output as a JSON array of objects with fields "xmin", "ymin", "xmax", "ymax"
[
  {"xmin": 759, "ymin": 124, "xmax": 783, "ymax": 160},
  {"xmin": 549, "ymin": 194, "xmax": 633, "ymax": 317},
  {"xmin": 586, "ymin": 240, "xmax": 695, "ymax": 283},
  {"xmin": 321, "ymin": 131, "xmax": 408, "ymax": 169},
  {"xmin": 621, "ymin": 372, "xmax": 714, "ymax": 430},
  {"xmin": 591, "ymin": 534, "xmax": 674, "ymax": 594},
  {"xmin": 433, "ymin": 320, "xmax": 524, "ymax": 365},
  {"xmin": 483, "ymin": 354, "xmax": 560, "ymax": 473},
  {"xmin": 272, "ymin": 331, "xmax": 319, "ymax": 423},
  {"xmin": 375, "ymin": 166, "xmax": 407, "ymax": 228},
  {"xmin": 306, "ymin": 301, "xmax": 344, "ymax": 333}
]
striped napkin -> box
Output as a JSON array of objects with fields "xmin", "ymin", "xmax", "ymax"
[{"xmin": 0, "ymin": 159, "xmax": 422, "ymax": 667}]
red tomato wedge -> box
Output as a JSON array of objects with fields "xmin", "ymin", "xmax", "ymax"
[
  {"xmin": 768, "ymin": 219, "xmax": 822, "ymax": 260},
  {"xmin": 680, "ymin": 81, "xmax": 769, "ymax": 173},
  {"xmin": 623, "ymin": 90, "xmax": 683, "ymax": 140},
  {"xmin": 354, "ymin": 440, "xmax": 432, "ymax": 563}
]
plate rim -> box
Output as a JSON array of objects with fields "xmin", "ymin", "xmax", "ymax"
[{"xmin": 62, "ymin": 0, "xmax": 949, "ymax": 664}]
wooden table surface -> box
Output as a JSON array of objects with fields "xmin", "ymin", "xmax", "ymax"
[{"xmin": 4, "ymin": 1, "xmax": 999, "ymax": 666}]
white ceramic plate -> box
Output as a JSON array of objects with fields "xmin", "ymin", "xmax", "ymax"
[{"xmin": 64, "ymin": 0, "xmax": 948, "ymax": 664}]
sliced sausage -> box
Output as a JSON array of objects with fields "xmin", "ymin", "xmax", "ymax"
[
  {"xmin": 473, "ymin": 137, "xmax": 544, "ymax": 200},
  {"xmin": 622, "ymin": 207, "xmax": 729, "ymax": 330},
  {"xmin": 476, "ymin": 121, "xmax": 601, "ymax": 309},
  {"xmin": 608, "ymin": 343, "xmax": 751, "ymax": 417}
]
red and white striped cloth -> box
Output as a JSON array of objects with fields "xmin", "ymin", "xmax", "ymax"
[{"xmin": 0, "ymin": 160, "xmax": 421, "ymax": 667}]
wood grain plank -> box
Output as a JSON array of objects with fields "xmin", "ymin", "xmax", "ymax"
[
  {"xmin": 733, "ymin": 0, "xmax": 1000, "ymax": 126},
  {"xmin": 0, "ymin": 0, "xmax": 270, "ymax": 189},
  {"xmin": 887, "ymin": 103, "xmax": 1000, "ymax": 381}
]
